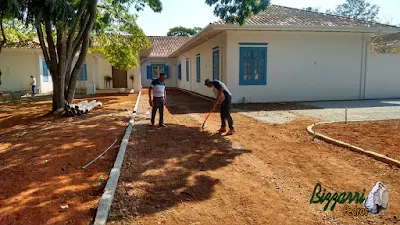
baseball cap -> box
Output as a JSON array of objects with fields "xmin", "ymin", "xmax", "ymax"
[{"xmin": 204, "ymin": 78, "xmax": 212, "ymax": 85}]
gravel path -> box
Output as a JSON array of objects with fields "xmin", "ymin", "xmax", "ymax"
[{"xmin": 238, "ymin": 99, "xmax": 400, "ymax": 124}]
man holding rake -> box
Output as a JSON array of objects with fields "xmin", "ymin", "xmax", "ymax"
[{"xmin": 204, "ymin": 78, "xmax": 235, "ymax": 135}]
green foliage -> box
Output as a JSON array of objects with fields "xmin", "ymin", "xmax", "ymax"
[
  {"xmin": 326, "ymin": 0, "xmax": 379, "ymax": 21},
  {"xmin": 205, "ymin": 0, "xmax": 270, "ymax": 25},
  {"xmin": 3, "ymin": 19, "xmax": 36, "ymax": 42},
  {"xmin": 90, "ymin": 0, "xmax": 155, "ymax": 70},
  {"xmin": 167, "ymin": 26, "xmax": 201, "ymax": 36},
  {"xmin": 302, "ymin": 7, "xmax": 320, "ymax": 12}
]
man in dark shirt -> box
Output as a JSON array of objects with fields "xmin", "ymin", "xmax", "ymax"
[{"xmin": 205, "ymin": 78, "xmax": 235, "ymax": 135}]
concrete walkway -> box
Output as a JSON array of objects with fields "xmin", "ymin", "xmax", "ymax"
[{"xmin": 238, "ymin": 99, "xmax": 400, "ymax": 124}]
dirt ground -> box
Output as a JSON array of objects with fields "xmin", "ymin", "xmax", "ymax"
[
  {"xmin": 317, "ymin": 120, "xmax": 400, "ymax": 162},
  {"xmin": 108, "ymin": 89, "xmax": 399, "ymax": 225},
  {"xmin": 0, "ymin": 93, "xmax": 137, "ymax": 225}
]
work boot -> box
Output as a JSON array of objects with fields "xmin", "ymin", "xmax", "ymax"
[
  {"xmin": 218, "ymin": 127, "xmax": 227, "ymax": 133},
  {"xmin": 226, "ymin": 128, "xmax": 236, "ymax": 135}
]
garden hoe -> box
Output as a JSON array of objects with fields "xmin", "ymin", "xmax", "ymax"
[{"xmin": 201, "ymin": 111, "xmax": 211, "ymax": 131}]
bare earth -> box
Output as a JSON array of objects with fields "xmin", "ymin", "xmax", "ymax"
[
  {"xmin": 0, "ymin": 93, "xmax": 137, "ymax": 225},
  {"xmin": 108, "ymin": 89, "xmax": 400, "ymax": 225},
  {"xmin": 317, "ymin": 120, "xmax": 400, "ymax": 162}
]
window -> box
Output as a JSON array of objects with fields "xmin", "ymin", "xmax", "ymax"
[
  {"xmin": 212, "ymin": 47, "xmax": 219, "ymax": 80},
  {"xmin": 239, "ymin": 45, "xmax": 267, "ymax": 85},
  {"xmin": 146, "ymin": 64, "xmax": 169, "ymax": 79},
  {"xmin": 42, "ymin": 59, "xmax": 49, "ymax": 82},
  {"xmin": 177, "ymin": 62, "xmax": 182, "ymax": 80},
  {"xmin": 79, "ymin": 64, "xmax": 87, "ymax": 81},
  {"xmin": 186, "ymin": 58, "xmax": 189, "ymax": 81},
  {"xmin": 196, "ymin": 54, "xmax": 200, "ymax": 83}
]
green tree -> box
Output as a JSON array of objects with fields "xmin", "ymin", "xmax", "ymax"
[
  {"xmin": 167, "ymin": 26, "xmax": 201, "ymax": 36},
  {"xmin": 3, "ymin": 0, "xmax": 270, "ymax": 111},
  {"xmin": 302, "ymin": 7, "xmax": 320, "ymax": 12},
  {"xmin": 326, "ymin": 0, "xmax": 379, "ymax": 21}
]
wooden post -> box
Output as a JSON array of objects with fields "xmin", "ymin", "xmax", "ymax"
[{"xmin": 345, "ymin": 108, "xmax": 348, "ymax": 124}]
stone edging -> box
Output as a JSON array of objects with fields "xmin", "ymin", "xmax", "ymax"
[
  {"xmin": 307, "ymin": 121, "xmax": 400, "ymax": 168},
  {"xmin": 93, "ymin": 90, "xmax": 142, "ymax": 225}
]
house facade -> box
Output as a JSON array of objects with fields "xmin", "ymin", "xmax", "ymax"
[
  {"xmin": 140, "ymin": 5, "xmax": 400, "ymax": 103},
  {"xmin": 0, "ymin": 41, "xmax": 141, "ymax": 95},
  {"xmin": 2, "ymin": 5, "xmax": 400, "ymax": 102}
]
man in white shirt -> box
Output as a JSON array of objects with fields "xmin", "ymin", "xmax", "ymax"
[
  {"xmin": 205, "ymin": 78, "xmax": 235, "ymax": 135},
  {"xmin": 30, "ymin": 76, "xmax": 36, "ymax": 96},
  {"xmin": 149, "ymin": 73, "xmax": 167, "ymax": 128}
]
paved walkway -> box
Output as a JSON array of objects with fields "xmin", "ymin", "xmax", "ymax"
[{"xmin": 239, "ymin": 99, "xmax": 400, "ymax": 124}]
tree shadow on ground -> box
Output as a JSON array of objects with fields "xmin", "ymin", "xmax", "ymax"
[
  {"xmin": 0, "ymin": 93, "xmax": 137, "ymax": 225},
  {"xmin": 163, "ymin": 89, "xmax": 320, "ymax": 115},
  {"xmin": 108, "ymin": 123, "xmax": 251, "ymax": 223}
]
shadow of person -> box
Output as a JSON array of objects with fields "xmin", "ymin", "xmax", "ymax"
[{"xmin": 108, "ymin": 123, "xmax": 251, "ymax": 222}]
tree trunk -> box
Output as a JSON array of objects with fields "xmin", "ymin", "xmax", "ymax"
[{"xmin": 51, "ymin": 74, "xmax": 65, "ymax": 111}]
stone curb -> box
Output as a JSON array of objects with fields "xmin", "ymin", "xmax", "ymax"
[
  {"xmin": 307, "ymin": 121, "xmax": 400, "ymax": 168},
  {"xmin": 93, "ymin": 90, "xmax": 142, "ymax": 225}
]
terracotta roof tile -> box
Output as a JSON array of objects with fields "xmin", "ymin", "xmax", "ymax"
[
  {"xmin": 147, "ymin": 36, "xmax": 191, "ymax": 57},
  {"xmin": 4, "ymin": 40, "xmax": 41, "ymax": 49},
  {"xmin": 212, "ymin": 5, "xmax": 397, "ymax": 28}
]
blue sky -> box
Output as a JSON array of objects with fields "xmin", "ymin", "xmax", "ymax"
[{"xmin": 135, "ymin": 0, "xmax": 400, "ymax": 36}]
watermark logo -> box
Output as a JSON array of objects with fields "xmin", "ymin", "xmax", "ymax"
[{"xmin": 310, "ymin": 181, "xmax": 389, "ymax": 216}]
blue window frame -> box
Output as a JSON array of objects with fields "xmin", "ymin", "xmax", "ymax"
[
  {"xmin": 79, "ymin": 64, "xmax": 87, "ymax": 81},
  {"xmin": 212, "ymin": 47, "xmax": 219, "ymax": 80},
  {"xmin": 239, "ymin": 45, "xmax": 267, "ymax": 85},
  {"xmin": 42, "ymin": 59, "xmax": 49, "ymax": 82},
  {"xmin": 186, "ymin": 58, "xmax": 189, "ymax": 81},
  {"xmin": 196, "ymin": 54, "xmax": 200, "ymax": 83},
  {"xmin": 177, "ymin": 62, "xmax": 182, "ymax": 80},
  {"xmin": 146, "ymin": 63, "xmax": 169, "ymax": 79}
]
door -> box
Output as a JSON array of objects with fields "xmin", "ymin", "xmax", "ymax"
[{"xmin": 112, "ymin": 67, "xmax": 127, "ymax": 88}]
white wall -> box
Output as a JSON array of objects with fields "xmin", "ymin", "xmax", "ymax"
[
  {"xmin": 141, "ymin": 57, "xmax": 177, "ymax": 88},
  {"xmin": 176, "ymin": 31, "xmax": 227, "ymax": 99},
  {"xmin": 225, "ymin": 31, "xmax": 367, "ymax": 103},
  {"xmin": 0, "ymin": 49, "xmax": 53, "ymax": 94},
  {"xmin": 37, "ymin": 53, "xmax": 54, "ymax": 93},
  {"xmin": 365, "ymin": 53, "xmax": 400, "ymax": 99}
]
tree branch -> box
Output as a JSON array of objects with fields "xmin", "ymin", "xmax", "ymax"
[
  {"xmin": 0, "ymin": 14, "xmax": 7, "ymax": 53},
  {"xmin": 57, "ymin": 25, "xmax": 66, "ymax": 80},
  {"xmin": 45, "ymin": 20, "xmax": 57, "ymax": 66},
  {"xmin": 72, "ymin": 12, "xmax": 90, "ymax": 52},
  {"xmin": 67, "ymin": 0, "xmax": 88, "ymax": 59},
  {"xmin": 66, "ymin": 0, "xmax": 98, "ymax": 102},
  {"xmin": 35, "ymin": 20, "xmax": 51, "ymax": 67}
]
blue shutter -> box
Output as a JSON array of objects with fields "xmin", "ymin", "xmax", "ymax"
[
  {"xmin": 42, "ymin": 59, "xmax": 49, "ymax": 82},
  {"xmin": 196, "ymin": 55, "xmax": 200, "ymax": 83},
  {"xmin": 239, "ymin": 46, "xmax": 267, "ymax": 85},
  {"xmin": 146, "ymin": 65, "xmax": 152, "ymax": 79},
  {"xmin": 212, "ymin": 48, "xmax": 219, "ymax": 80},
  {"xmin": 80, "ymin": 64, "xmax": 87, "ymax": 81},
  {"xmin": 164, "ymin": 65, "xmax": 169, "ymax": 78},
  {"xmin": 186, "ymin": 58, "xmax": 189, "ymax": 81},
  {"xmin": 177, "ymin": 63, "xmax": 182, "ymax": 80}
]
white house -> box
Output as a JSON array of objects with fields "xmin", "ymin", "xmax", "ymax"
[
  {"xmin": 140, "ymin": 5, "xmax": 400, "ymax": 103},
  {"xmin": 0, "ymin": 41, "xmax": 141, "ymax": 95},
  {"xmin": 2, "ymin": 5, "xmax": 400, "ymax": 102}
]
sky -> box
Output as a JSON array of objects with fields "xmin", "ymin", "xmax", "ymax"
[{"xmin": 134, "ymin": 0, "xmax": 400, "ymax": 36}]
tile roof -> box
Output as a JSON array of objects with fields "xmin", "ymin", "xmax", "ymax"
[
  {"xmin": 212, "ymin": 5, "xmax": 398, "ymax": 28},
  {"xmin": 147, "ymin": 36, "xmax": 191, "ymax": 57},
  {"xmin": 374, "ymin": 32, "xmax": 400, "ymax": 46},
  {"xmin": 4, "ymin": 40, "xmax": 41, "ymax": 49}
]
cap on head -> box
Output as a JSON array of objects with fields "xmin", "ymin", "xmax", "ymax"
[{"xmin": 204, "ymin": 78, "xmax": 212, "ymax": 86}]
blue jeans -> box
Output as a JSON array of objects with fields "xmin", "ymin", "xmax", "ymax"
[{"xmin": 32, "ymin": 85, "xmax": 36, "ymax": 96}]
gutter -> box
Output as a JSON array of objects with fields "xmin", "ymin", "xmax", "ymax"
[{"xmin": 219, "ymin": 24, "xmax": 400, "ymax": 34}]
